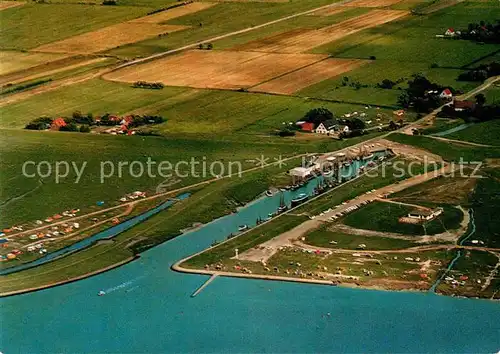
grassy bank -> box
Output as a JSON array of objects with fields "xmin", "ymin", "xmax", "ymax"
[{"xmin": 387, "ymin": 133, "xmax": 500, "ymax": 161}]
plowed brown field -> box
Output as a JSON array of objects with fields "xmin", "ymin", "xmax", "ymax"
[
  {"xmin": 343, "ymin": 0, "xmax": 403, "ymax": 7},
  {"xmin": 34, "ymin": 23, "xmax": 188, "ymax": 54},
  {"xmin": 235, "ymin": 9, "xmax": 408, "ymax": 53},
  {"xmin": 129, "ymin": 2, "xmax": 216, "ymax": 24},
  {"xmin": 249, "ymin": 58, "xmax": 368, "ymax": 94},
  {"xmin": 0, "ymin": 1, "xmax": 23, "ymax": 10},
  {"xmin": 104, "ymin": 50, "xmax": 329, "ymax": 90}
]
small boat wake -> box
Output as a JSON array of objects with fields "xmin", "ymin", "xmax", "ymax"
[{"xmin": 97, "ymin": 276, "xmax": 144, "ymax": 296}]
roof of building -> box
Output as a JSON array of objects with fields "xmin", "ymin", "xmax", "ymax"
[
  {"xmin": 454, "ymin": 100, "xmax": 475, "ymax": 109},
  {"xmin": 441, "ymin": 88, "xmax": 452, "ymax": 96},
  {"xmin": 301, "ymin": 122, "xmax": 315, "ymax": 131}
]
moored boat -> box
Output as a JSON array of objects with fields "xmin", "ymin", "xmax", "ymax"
[{"xmin": 291, "ymin": 193, "xmax": 308, "ymax": 207}]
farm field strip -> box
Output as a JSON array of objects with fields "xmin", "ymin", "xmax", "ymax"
[
  {"xmin": 343, "ymin": 0, "xmax": 403, "ymax": 7},
  {"xmin": 128, "ymin": 2, "xmax": 216, "ymax": 23},
  {"xmin": 104, "ymin": 50, "xmax": 329, "ymax": 90},
  {"xmin": 32, "ymin": 2, "xmax": 218, "ymax": 55},
  {"xmin": 34, "ymin": 23, "xmax": 189, "ymax": 55},
  {"xmin": 0, "ymin": 57, "xmax": 109, "ymax": 86},
  {"xmin": 235, "ymin": 9, "xmax": 409, "ymax": 53},
  {"xmin": 308, "ymin": 7, "xmax": 348, "ymax": 16},
  {"xmin": 249, "ymin": 58, "xmax": 369, "ymax": 94},
  {"xmin": 0, "ymin": 51, "xmax": 70, "ymax": 76},
  {"xmin": 0, "ymin": 1, "xmax": 23, "ymax": 10}
]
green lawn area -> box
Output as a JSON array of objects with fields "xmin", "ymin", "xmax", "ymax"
[
  {"xmin": 293, "ymin": 158, "xmax": 441, "ymax": 216},
  {"xmin": 0, "ymin": 4, "xmax": 151, "ymax": 50},
  {"xmin": 305, "ymin": 225, "xmax": 418, "ymax": 250},
  {"xmin": 465, "ymin": 174, "xmax": 500, "ymax": 248},
  {"xmin": 483, "ymin": 87, "xmax": 500, "ymax": 103},
  {"xmin": 342, "ymin": 201, "xmax": 464, "ymax": 236},
  {"xmin": 105, "ymin": 0, "xmax": 340, "ymax": 58},
  {"xmin": 387, "ymin": 133, "xmax": 500, "ymax": 161},
  {"xmin": 446, "ymin": 120, "xmax": 500, "ymax": 146}
]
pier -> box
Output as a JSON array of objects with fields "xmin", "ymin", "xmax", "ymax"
[{"xmin": 191, "ymin": 274, "xmax": 218, "ymax": 297}]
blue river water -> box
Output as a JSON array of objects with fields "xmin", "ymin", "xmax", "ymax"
[{"xmin": 1, "ymin": 156, "xmax": 499, "ymax": 353}]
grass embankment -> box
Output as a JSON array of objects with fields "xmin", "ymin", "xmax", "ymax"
[
  {"xmin": 293, "ymin": 158, "xmax": 440, "ymax": 216},
  {"xmin": 305, "ymin": 225, "xmax": 417, "ymax": 250},
  {"xmin": 387, "ymin": 133, "xmax": 500, "ymax": 161},
  {"xmin": 342, "ymin": 201, "xmax": 463, "ymax": 236}
]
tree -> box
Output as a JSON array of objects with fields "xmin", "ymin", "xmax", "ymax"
[
  {"xmin": 346, "ymin": 118, "xmax": 365, "ymax": 131},
  {"xmin": 397, "ymin": 92, "xmax": 411, "ymax": 108},
  {"xmin": 60, "ymin": 123, "xmax": 79, "ymax": 132},
  {"xmin": 207, "ymin": 43, "xmax": 213, "ymax": 50},
  {"xmin": 303, "ymin": 108, "xmax": 334, "ymax": 125},
  {"xmin": 388, "ymin": 121, "xmax": 398, "ymax": 131},
  {"xmin": 79, "ymin": 125, "xmax": 91, "ymax": 133},
  {"xmin": 475, "ymin": 93, "xmax": 486, "ymax": 106}
]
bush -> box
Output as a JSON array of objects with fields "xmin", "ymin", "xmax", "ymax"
[{"xmin": 79, "ymin": 125, "xmax": 91, "ymax": 133}]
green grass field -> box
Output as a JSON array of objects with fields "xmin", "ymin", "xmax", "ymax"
[
  {"xmin": 0, "ymin": 4, "xmax": 151, "ymax": 50},
  {"xmin": 305, "ymin": 225, "xmax": 418, "ymax": 250},
  {"xmin": 342, "ymin": 201, "xmax": 464, "ymax": 236},
  {"xmin": 466, "ymin": 173, "xmax": 500, "ymax": 248},
  {"xmin": 446, "ymin": 120, "xmax": 500, "ymax": 146},
  {"xmin": 0, "ymin": 128, "xmax": 307, "ymax": 227},
  {"xmin": 387, "ymin": 133, "xmax": 500, "ymax": 161}
]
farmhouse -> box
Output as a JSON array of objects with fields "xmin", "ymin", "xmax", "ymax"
[
  {"xmin": 315, "ymin": 119, "xmax": 337, "ymax": 134},
  {"xmin": 407, "ymin": 207, "xmax": 443, "ymax": 221},
  {"xmin": 444, "ymin": 28, "xmax": 459, "ymax": 37},
  {"xmin": 439, "ymin": 88, "xmax": 453, "ymax": 99}
]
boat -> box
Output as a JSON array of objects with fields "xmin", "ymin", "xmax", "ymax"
[
  {"xmin": 277, "ymin": 193, "xmax": 288, "ymax": 213},
  {"xmin": 265, "ymin": 190, "xmax": 274, "ymax": 197},
  {"xmin": 98, "ymin": 290, "xmax": 106, "ymax": 296},
  {"xmin": 238, "ymin": 225, "xmax": 248, "ymax": 232},
  {"xmin": 290, "ymin": 184, "xmax": 300, "ymax": 191},
  {"xmin": 291, "ymin": 193, "xmax": 308, "ymax": 207},
  {"xmin": 362, "ymin": 153, "xmax": 374, "ymax": 161}
]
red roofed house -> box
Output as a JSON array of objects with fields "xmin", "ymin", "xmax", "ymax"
[
  {"xmin": 454, "ymin": 100, "xmax": 476, "ymax": 112},
  {"xmin": 445, "ymin": 28, "xmax": 456, "ymax": 36},
  {"xmin": 439, "ymin": 88, "xmax": 453, "ymax": 99},
  {"xmin": 50, "ymin": 117, "xmax": 67, "ymax": 130},
  {"xmin": 301, "ymin": 122, "xmax": 315, "ymax": 132}
]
